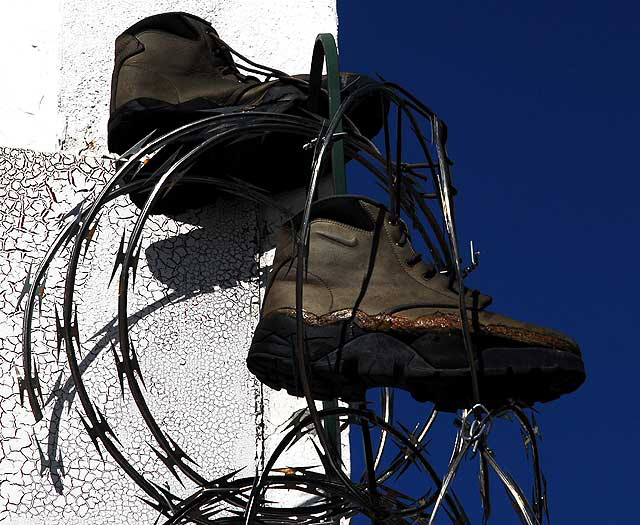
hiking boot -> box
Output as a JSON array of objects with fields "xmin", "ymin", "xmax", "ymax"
[
  {"xmin": 108, "ymin": 11, "xmax": 264, "ymax": 153},
  {"xmin": 246, "ymin": 195, "xmax": 585, "ymax": 409},
  {"xmin": 108, "ymin": 12, "xmax": 387, "ymax": 214}
]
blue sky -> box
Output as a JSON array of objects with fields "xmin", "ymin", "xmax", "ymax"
[{"xmin": 338, "ymin": 1, "xmax": 639, "ymax": 523}]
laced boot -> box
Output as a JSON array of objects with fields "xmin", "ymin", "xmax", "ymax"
[
  {"xmin": 108, "ymin": 12, "xmax": 387, "ymax": 214},
  {"xmin": 247, "ymin": 195, "xmax": 585, "ymax": 409},
  {"xmin": 108, "ymin": 11, "xmax": 262, "ymax": 154}
]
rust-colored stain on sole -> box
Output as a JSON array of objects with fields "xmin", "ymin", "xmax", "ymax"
[{"xmin": 266, "ymin": 308, "xmax": 579, "ymax": 355}]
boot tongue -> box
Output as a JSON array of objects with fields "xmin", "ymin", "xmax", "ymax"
[
  {"xmin": 167, "ymin": 13, "xmax": 204, "ymax": 39},
  {"xmin": 125, "ymin": 12, "xmax": 206, "ymax": 40}
]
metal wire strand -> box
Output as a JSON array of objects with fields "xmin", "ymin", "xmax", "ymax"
[{"xmin": 19, "ymin": 82, "xmax": 547, "ymax": 525}]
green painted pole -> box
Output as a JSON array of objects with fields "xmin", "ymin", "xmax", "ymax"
[
  {"xmin": 308, "ymin": 34, "xmax": 346, "ymax": 195},
  {"xmin": 308, "ymin": 33, "xmax": 345, "ymax": 454}
]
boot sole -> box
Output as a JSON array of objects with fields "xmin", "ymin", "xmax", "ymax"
[
  {"xmin": 109, "ymin": 97, "xmax": 263, "ymax": 154},
  {"xmin": 108, "ymin": 97, "xmax": 326, "ymax": 213},
  {"xmin": 247, "ymin": 313, "xmax": 586, "ymax": 410}
]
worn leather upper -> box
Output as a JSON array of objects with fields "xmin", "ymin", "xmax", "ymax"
[
  {"xmin": 264, "ymin": 197, "xmax": 491, "ymax": 315},
  {"xmin": 263, "ymin": 196, "xmax": 580, "ymax": 353},
  {"xmin": 111, "ymin": 12, "xmax": 261, "ymax": 113}
]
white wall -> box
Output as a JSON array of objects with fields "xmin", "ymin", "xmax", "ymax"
[
  {"xmin": 0, "ymin": 0, "xmax": 338, "ymax": 153},
  {"xmin": 0, "ymin": 2, "xmax": 62, "ymax": 151},
  {"xmin": 0, "ymin": 2, "xmax": 346, "ymax": 523}
]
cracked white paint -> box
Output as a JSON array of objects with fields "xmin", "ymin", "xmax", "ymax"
[{"xmin": 0, "ymin": 1, "xmax": 348, "ymax": 523}]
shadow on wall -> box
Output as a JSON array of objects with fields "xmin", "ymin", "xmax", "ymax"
[{"xmin": 39, "ymin": 200, "xmax": 279, "ymax": 492}]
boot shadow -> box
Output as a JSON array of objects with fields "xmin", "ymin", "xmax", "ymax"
[{"xmin": 40, "ymin": 201, "xmax": 281, "ymax": 491}]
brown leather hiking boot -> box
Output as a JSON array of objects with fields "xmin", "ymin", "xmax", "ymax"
[
  {"xmin": 108, "ymin": 11, "xmax": 264, "ymax": 154},
  {"xmin": 247, "ymin": 195, "xmax": 585, "ymax": 409},
  {"xmin": 109, "ymin": 12, "xmax": 386, "ymax": 150},
  {"xmin": 108, "ymin": 12, "xmax": 388, "ymax": 214}
]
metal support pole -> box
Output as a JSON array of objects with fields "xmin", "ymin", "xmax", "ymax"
[
  {"xmin": 360, "ymin": 405, "xmax": 382, "ymax": 524},
  {"xmin": 307, "ymin": 32, "xmax": 346, "ymax": 455},
  {"xmin": 308, "ymin": 33, "xmax": 347, "ymax": 194}
]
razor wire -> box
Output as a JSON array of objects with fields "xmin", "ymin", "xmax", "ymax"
[{"xmin": 18, "ymin": 83, "xmax": 548, "ymax": 524}]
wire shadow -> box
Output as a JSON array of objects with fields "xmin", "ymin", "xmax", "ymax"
[{"xmin": 40, "ymin": 206, "xmax": 273, "ymax": 492}]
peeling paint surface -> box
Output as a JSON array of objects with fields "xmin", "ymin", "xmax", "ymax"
[
  {"xmin": 0, "ymin": 1, "xmax": 344, "ymax": 522},
  {"xmin": 0, "ymin": 148, "xmax": 259, "ymax": 522},
  {"xmin": 0, "ymin": 147, "xmax": 348, "ymax": 523}
]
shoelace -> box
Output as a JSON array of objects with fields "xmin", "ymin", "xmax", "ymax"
[
  {"xmin": 206, "ymin": 31, "xmax": 246, "ymax": 79},
  {"xmin": 206, "ymin": 30, "xmax": 279, "ymax": 84},
  {"xmin": 394, "ymin": 220, "xmax": 438, "ymax": 279},
  {"xmin": 206, "ymin": 29, "xmax": 296, "ymax": 86}
]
